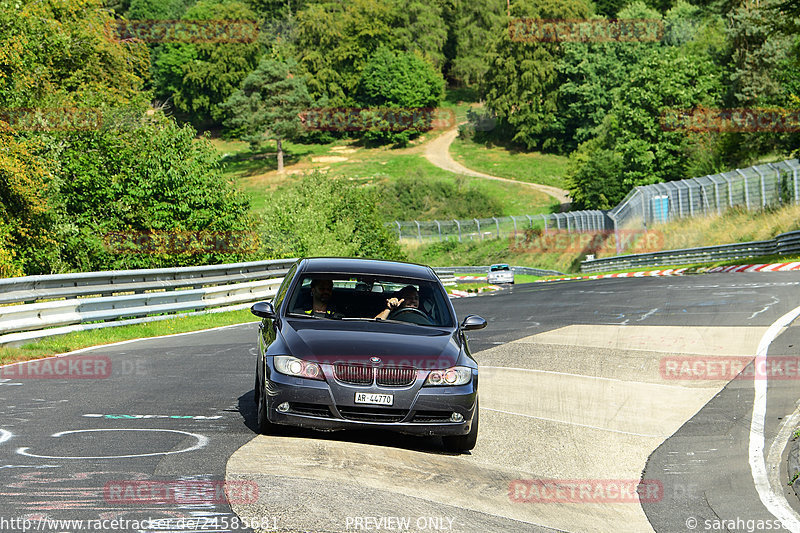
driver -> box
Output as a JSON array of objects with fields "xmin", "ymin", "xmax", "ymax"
[{"xmin": 375, "ymin": 285, "xmax": 421, "ymax": 320}]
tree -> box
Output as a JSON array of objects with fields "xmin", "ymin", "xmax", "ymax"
[
  {"xmin": 482, "ymin": 0, "xmax": 594, "ymax": 151},
  {"xmin": 355, "ymin": 47, "xmax": 444, "ymax": 145},
  {"xmin": 444, "ymin": 0, "xmax": 506, "ymax": 86},
  {"xmin": 567, "ymin": 46, "xmax": 724, "ymax": 209},
  {"xmin": 159, "ymin": 0, "xmax": 261, "ymax": 127},
  {"xmin": 223, "ymin": 58, "xmax": 312, "ymax": 172}
]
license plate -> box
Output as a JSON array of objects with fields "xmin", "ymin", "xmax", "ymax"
[{"xmin": 354, "ymin": 392, "xmax": 393, "ymax": 406}]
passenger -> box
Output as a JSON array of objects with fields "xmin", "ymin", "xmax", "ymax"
[{"xmin": 305, "ymin": 279, "xmax": 342, "ymax": 318}]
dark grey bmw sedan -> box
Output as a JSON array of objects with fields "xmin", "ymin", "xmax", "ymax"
[{"xmin": 250, "ymin": 257, "xmax": 487, "ymax": 452}]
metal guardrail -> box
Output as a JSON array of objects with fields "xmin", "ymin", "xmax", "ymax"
[
  {"xmin": 0, "ymin": 259, "xmax": 297, "ymax": 346},
  {"xmin": 0, "ymin": 260, "xmax": 479, "ymax": 347},
  {"xmin": 580, "ymin": 230, "xmax": 800, "ymax": 273}
]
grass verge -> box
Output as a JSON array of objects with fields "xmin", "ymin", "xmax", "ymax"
[
  {"xmin": 0, "ymin": 309, "xmax": 256, "ymax": 366},
  {"xmin": 449, "ymin": 136, "xmax": 570, "ymax": 189}
]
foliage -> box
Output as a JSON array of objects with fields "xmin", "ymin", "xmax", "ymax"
[
  {"xmin": 291, "ymin": 0, "xmax": 447, "ymax": 106},
  {"xmin": 356, "ymin": 47, "xmax": 444, "ymax": 145},
  {"xmin": 375, "ymin": 174, "xmax": 504, "ymax": 221},
  {"xmin": 158, "ymin": 0, "xmax": 261, "ymax": 127},
  {"xmin": 567, "ymin": 46, "xmax": 724, "ymax": 209},
  {"xmin": 259, "ymin": 172, "xmax": 406, "ymax": 260},
  {"xmin": 443, "ymin": 0, "xmax": 506, "ymax": 86},
  {"xmin": 38, "ymin": 112, "xmax": 256, "ymax": 273},
  {"xmin": 222, "ymin": 57, "xmax": 312, "ymax": 163},
  {"xmin": 0, "ymin": 0, "xmax": 149, "ymax": 109},
  {"xmin": 482, "ymin": 0, "xmax": 594, "ymax": 151}
]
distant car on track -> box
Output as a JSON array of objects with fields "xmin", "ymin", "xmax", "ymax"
[
  {"xmin": 487, "ymin": 264, "xmax": 514, "ymax": 284},
  {"xmin": 250, "ymin": 257, "xmax": 487, "ymax": 451}
]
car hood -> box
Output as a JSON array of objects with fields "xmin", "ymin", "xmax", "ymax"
[{"xmin": 279, "ymin": 318, "xmax": 462, "ymax": 369}]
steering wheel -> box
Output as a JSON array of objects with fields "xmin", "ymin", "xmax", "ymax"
[{"xmin": 388, "ymin": 307, "xmax": 432, "ymax": 325}]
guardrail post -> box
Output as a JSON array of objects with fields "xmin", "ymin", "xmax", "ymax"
[
  {"xmin": 395, "ymin": 221, "xmax": 401, "ymax": 240},
  {"xmin": 511, "ymin": 216, "xmax": 517, "ymax": 236},
  {"xmin": 723, "ymin": 175, "xmax": 733, "ymax": 208},
  {"xmin": 435, "ymin": 220, "xmax": 442, "ymax": 240},
  {"xmin": 454, "ymin": 219, "xmax": 461, "ymax": 242},
  {"xmin": 795, "ymin": 167, "xmax": 799, "ymax": 205},
  {"xmin": 493, "ymin": 217, "xmax": 500, "ymax": 238},
  {"xmin": 677, "ymin": 187, "xmax": 683, "ymax": 217},
  {"xmin": 474, "ymin": 218, "xmax": 482, "ymax": 240},
  {"xmin": 415, "ymin": 220, "xmax": 422, "ymax": 242},
  {"xmin": 688, "ymin": 185, "xmax": 694, "ymax": 217},
  {"xmin": 713, "ymin": 179, "xmax": 720, "ymax": 215}
]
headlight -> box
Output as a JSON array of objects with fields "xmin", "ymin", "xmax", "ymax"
[
  {"xmin": 273, "ymin": 356, "xmax": 324, "ymax": 380},
  {"xmin": 424, "ymin": 366, "xmax": 472, "ymax": 386}
]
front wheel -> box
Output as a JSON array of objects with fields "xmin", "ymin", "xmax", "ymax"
[
  {"xmin": 442, "ymin": 400, "xmax": 479, "ymax": 452},
  {"xmin": 256, "ymin": 377, "xmax": 274, "ymax": 434}
]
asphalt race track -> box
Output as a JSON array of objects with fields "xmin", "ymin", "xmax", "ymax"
[{"xmin": 2, "ymin": 273, "xmax": 800, "ymax": 532}]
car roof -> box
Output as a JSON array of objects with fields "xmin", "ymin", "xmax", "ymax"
[{"xmin": 298, "ymin": 257, "xmax": 438, "ymax": 281}]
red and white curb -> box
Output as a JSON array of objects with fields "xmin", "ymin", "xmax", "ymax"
[
  {"xmin": 706, "ymin": 262, "xmax": 800, "ymax": 273},
  {"xmin": 449, "ymin": 285, "xmax": 502, "ymax": 298},
  {"xmin": 455, "ymin": 275, "xmax": 486, "ymax": 281},
  {"xmin": 535, "ymin": 269, "xmax": 688, "ymax": 283}
]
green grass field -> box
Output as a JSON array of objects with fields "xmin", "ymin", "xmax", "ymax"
[{"xmin": 449, "ymin": 136, "xmax": 570, "ymax": 189}]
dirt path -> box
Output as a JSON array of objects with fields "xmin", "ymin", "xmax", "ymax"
[{"xmin": 423, "ymin": 127, "xmax": 572, "ymax": 208}]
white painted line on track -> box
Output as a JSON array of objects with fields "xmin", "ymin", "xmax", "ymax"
[
  {"xmin": 0, "ymin": 429, "xmax": 13, "ymax": 444},
  {"xmin": 482, "ymin": 407, "xmax": 668, "ymax": 438},
  {"xmin": 16, "ymin": 428, "xmax": 208, "ymax": 459},
  {"xmin": 749, "ymin": 304, "xmax": 800, "ymax": 531}
]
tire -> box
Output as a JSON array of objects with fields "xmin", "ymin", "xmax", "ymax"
[
  {"xmin": 256, "ymin": 374, "xmax": 273, "ymax": 434},
  {"xmin": 442, "ymin": 400, "xmax": 479, "ymax": 452}
]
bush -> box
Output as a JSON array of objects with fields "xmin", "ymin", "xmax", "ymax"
[{"xmin": 259, "ymin": 172, "xmax": 406, "ymax": 260}]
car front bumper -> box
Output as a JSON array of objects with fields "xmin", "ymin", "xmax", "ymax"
[{"xmin": 263, "ymin": 365, "xmax": 478, "ymax": 436}]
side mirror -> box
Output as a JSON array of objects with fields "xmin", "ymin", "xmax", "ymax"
[
  {"xmin": 251, "ymin": 301, "xmax": 276, "ymax": 319},
  {"xmin": 460, "ymin": 315, "xmax": 487, "ymax": 331}
]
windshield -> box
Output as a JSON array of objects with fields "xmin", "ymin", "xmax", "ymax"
[
  {"xmin": 285, "ymin": 274, "xmax": 454, "ymax": 328},
  {"xmin": 490, "ymin": 265, "xmax": 510, "ymax": 271}
]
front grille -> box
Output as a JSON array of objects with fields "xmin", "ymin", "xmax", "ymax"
[
  {"xmin": 337, "ymin": 406, "xmax": 408, "ymax": 423},
  {"xmin": 333, "ymin": 364, "xmax": 417, "ymax": 387},
  {"xmin": 290, "ymin": 402, "xmax": 332, "ymax": 417},
  {"xmin": 334, "ymin": 364, "xmax": 373, "ymax": 385},
  {"xmin": 412, "ymin": 411, "xmax": 453, "ymax": 423},
  {"xmin": 376, "ymin": 367, "xmax": 416, "ymax": 387}
]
